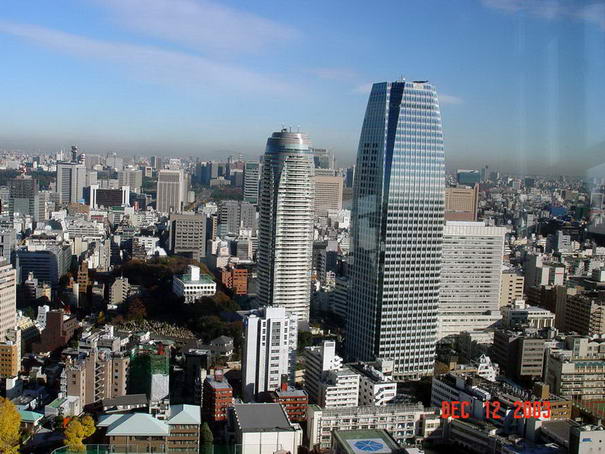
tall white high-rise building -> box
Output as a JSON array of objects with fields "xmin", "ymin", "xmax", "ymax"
[
  {"xmin": 0, "ymin": 258, "xmax": 17, "ymax": 341},
  {"xmin": 438, "ymin": 221, "xmax": 507, "ymax": 341},
  {"xmin": 156, "ymin": 169, "xmax": 186, "ymax": 214},
  {"xmin": 241, "ymin": 306, "xmax": 297, "ymax": 402},
  {"xmin": 57, "ymin": 158, "xmax": 87, "ymax": 205},
  {"xmin": 257, "ymin": 129, "xmax": 315, "ymax": 321},
  {"xmin": 346, "ymin": 81, "xmax": 446, "ymax": 380}
]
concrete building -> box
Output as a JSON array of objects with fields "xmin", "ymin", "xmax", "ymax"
[
  {"xmin": 62, "ymin": 351, "xmax": 130, "ymax": 406},
  {"xmin": 545, "ymin": 336, "xmax": 605, "ymax": 400},
  {"xmin": 493, "ymin": 329, "xmax": 547, "ymax": 381},
  {"xmin": 172, "ymin": 265, "xmax": 216, "ymax": 303},
  {"xmin": 0, "ymin": 259, "xmax": 17, "ymax": 341},
  {"xmin": 257, "ymin": 130, "xmax": 315, "ymax": 322},
  {"xmin": 501, "ymin": 300, "xmax": 555, "ymax": 329},
  {"xmin": 313, "ymin": 175, "xmax": 343, "ymax": 217},
  {"xmin": 445, "ymin": 185, "xmax": 478, "ymax": 221},
  {"xmin": 304, "ymin": 340, "xmax": 343, "ymax": 404},
  {"xmin": 331, "ymin": 430, "xmax": 403, "ymax": 454},
  {"xmin": 220, "ymin": 266, "xmax": 248, "ymax": 295},
  {"xmin": 168, "ymin": 213, "xmax": 206, "ymax": 261},
  {"xmin": 307, "ymin": 403, "xmax": 439, "ymax": 450},
  {"xmin": 15, "ymin": 244, "xmax": 72, "ymax": 286},
  {"xmin": 241, "ymin": 307, "xmax": 298, "ymax": 402},
  {"xmin": 499, "ymin": 269, "xmax": 525, "ymax": 307},
  {"xmin": 33, "ymin": 309, "xmax": 78, "ymax": 353},
  {"xmin": 270, "ymin": 382, "xmax": 308, "ymax": 423},
  {"xmin": 438, "ymin": 221, "xmax": 506, "ymax": 341},
  {"xmin": 349, "ymin": 361, "xmax": 397, "ymax": 406},
  {"xmin": 85, "ymin": 185, "xmax": 129, "ymax": 209},
  {"xmin": 9, "ymin": 175, "xmax": 40, "ymax": 221},
  {"xmin": 156, "ymin": 169, "xmax": 186, "ymax": 214},
  {"xmin": 202, "ymin": 371, "xmax": 234, "ymax": 422},
  {"xmin": 227, "ymin": 403, "xmax": 303, "ymax": 454},
  {"xmin": 563, "ymin": 293, "xmax": 605, "ymax": 336},
  {"xmin": 57, "ymin": 158, "xmax": 87, "ymax": 204}
]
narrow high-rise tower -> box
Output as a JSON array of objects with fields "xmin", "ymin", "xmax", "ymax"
[
  {"xmin": 257, "ymin": 129, "xmax": 314, "ymax": 321},
  {"xmin": 345, "ymin": 81, "xmax": 446, "ymax": 380}
]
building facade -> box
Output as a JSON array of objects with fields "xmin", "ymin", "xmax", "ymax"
[
  {"xmin": 346, "ymin": 81, "xmax": 446, "ymax": 380},
  {"xmin": 438, "ymin": 221, "xmax": 506, "ymax": 341},
  {"xmin": 257, "ymin": 130, "xmax": 315, "ymax": 321},
  {"xmin": 156, "ymin": 169, "xmax": 186, "ymax": 214},
  {"xmin": 241, "ymin": 307, "xmax": 298, "ymax": 402}
]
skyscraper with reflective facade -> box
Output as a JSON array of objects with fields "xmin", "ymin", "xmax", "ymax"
[
  {"xmin": 257, "ymin": 129, "xmax": 315, "ymax": 321},
  {"xmin": 345, "ymin": 81, "xmax": 445, "ymax": 380}
]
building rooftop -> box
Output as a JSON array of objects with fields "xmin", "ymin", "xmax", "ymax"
[
  {"xmin": 99, "ymin": 413, "xmax": 170, "ymax": 437},
  {"xmin": 19, "ymin": 410, "xmax": 44, "ymax": 423},
  {"xmin": 233, "ymin": 403, "xmax": 294, "ymax": 433},
  {"xmin": 101, "ymin": 394, "xmax": 148, "ymax": 408},
  {"xmin": 332, "ymin": 429, "xmax": 402, "ymax": 454},
  {"xmin": 168, "ymin": 404, "xmax": 201, "ymax": 425}
]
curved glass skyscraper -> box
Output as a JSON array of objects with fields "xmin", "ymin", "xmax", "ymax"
[
  {"xmin": 257, "ymin": 129, "xmax": 315, "ymax": 321},
  {"xmin": 345, "ymin": 81, "xmax": 445, "ymax": 380}
]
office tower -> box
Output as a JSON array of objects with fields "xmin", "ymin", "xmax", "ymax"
[
  {"xmin": 9, "ymin": 175, "xmax": 39, "ymax": 220},
  {"xmin": 150, "ymin": 156, "xmax": 161, "ymax": 169},
  {"xmin": 444, "ymin": 185, "xmax": 479, "ymax": 221},
  {"xmin": 345, "ymin": 81, "xmax": 445, "ymax": 380},
  {"xmin": 15, "ymin": 244, "xmax": 73, "ymax": 286},
  {"xmin": 57, "ymin": 147, "xmax": 87, "ymax": 204},
  {"xmin": 241, "ymin": 306, "xmax": 297, "ymax": 402},
  {"xmin": 243, "ymin": 161, "xmax": 260, "ymax": 204},
  {"xmin": 156, "ymin": 169, "xmax": 186, "ymax": 214},
  {"xmin": 168, "ymin": 213, "xmax": 207, "ymax": 261},
  {"xmin": 456, "ymin": 169, "xmax": 481, "ymax": 186},
  {"xmin": 106, "ymin": 153, "xmax": 123, "ymax": 171},
  {"xmin": 118, "ymin": 168, "xmax": 143, "ymax": 192},
  {"xmin": 257, "ymin": 129, "xmax": 315, "ymax": 321},
  {"xmin": 437, "ymin": 221, "xmax": 506, "ymax": 341},
  {"xmin": 0, "ymin": 259, "xmax": 17, "ymax": 341},
  {"xmin": 218, "ymin": 200, "xmax": 257, "ymax": 237},
  {"xmin": 313, "ymin": 175, "xmax": 344, "ymax": 217}
]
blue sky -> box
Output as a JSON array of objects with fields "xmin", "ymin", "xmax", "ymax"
[{"xmin": 1, "ymin": 0, "xmax": 604, "ymax": 174}]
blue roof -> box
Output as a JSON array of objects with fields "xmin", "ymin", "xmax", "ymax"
[
  {"xmin": 99, "ymin": 413, "xmax": 170, "ymax": 436},
  {"xmin": 19, "ymin": 410, "xmax": 44, "ymax": 423}
]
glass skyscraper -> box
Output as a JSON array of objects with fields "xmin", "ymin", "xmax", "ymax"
[
  {"xmin": 257, "ymin": 129, "xmax": 315, "ymax": 321},
  {"xmin": 345, "ymin": 81, "xmax": 445, "ymax": 380}
]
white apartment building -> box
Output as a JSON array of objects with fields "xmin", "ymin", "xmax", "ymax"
[
  {"xmin": 241, "ymin": 307, "xmax": 297, "ymax": 402},
  {"xmin": 349, "ymin": 361, "xmax": 397, "ymax": 406},
  {"xmin": 0, "ymin": 259, "xmax": 17, "ymax": 341},
  {"xmin": 304, "ymin": 340, "xmax": 343, "ymax": 404}
]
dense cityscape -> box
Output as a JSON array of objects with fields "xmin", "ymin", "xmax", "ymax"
[{"xmin": 0, "ymin": 78, "xmax": 603, "ymax": 454}]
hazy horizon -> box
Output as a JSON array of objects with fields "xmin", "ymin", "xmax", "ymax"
[{"xmin": 1, "ymin": 0, "xmax": 605, "ymax": 176}]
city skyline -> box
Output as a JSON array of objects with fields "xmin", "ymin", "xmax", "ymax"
[{"xmin": 1, "ymin": 0, "xmax": 604, "ymax": 175}]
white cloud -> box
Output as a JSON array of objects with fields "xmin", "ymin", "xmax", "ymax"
[
  {"xmin": 481, "ymin": 0, "xmax": 605, "ymax": 30},
  {"xmin": 439, "ymin": 93, "xmax": 464, "ymax": 105},
  {"xmin": 97, "ymin": 0, "xmax": 299, "ymax": 54},
  {"xmin": 309, "ymin": 67, "xmax": 358, "ymax": 80},
  {"xmin": 0, "ymin": 21, "xmax": 293, "ymax": 94}
]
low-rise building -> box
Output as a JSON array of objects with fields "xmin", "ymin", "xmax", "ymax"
[
  {"xmin": 227, "ymin": 403, "xmax": 303, "ymax": 454},
  {"xmin": 349, "ymin": 361, "xmax": 397, "ymax": 406},
  {"xmin": 270, "ymin": 382, "xmax": 308, "ymax": 423},
  {"xmin": 202, "ymin": 372, "xmax": 234, "ymax": 422},
  {"xmin": 306, "ymin": 403, "xmax": 439, "ymax": 450},
  {"xmin": 331, "ymin": 429, "xmax": 404, "ymax": 454},
  {"xmin": 172, "ymin": 265, "xmax": 216, "ymax": 303},
  {"xmin": 98, "ymin": 404, "xmax": 201, "ymax": 453}
]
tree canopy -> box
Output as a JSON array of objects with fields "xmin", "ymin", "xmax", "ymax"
[{"xmin": 0, "ymin": 398, "xmax": 21, "ymax": 454}]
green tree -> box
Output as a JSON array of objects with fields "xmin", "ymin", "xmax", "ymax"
[
  {"xmin": 0, "ymin": 397, "xmax": 21, "ymax": 454},
  {"xmin": 201, "ymin": 422, "xmax": 214, "ymax": 454}
]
